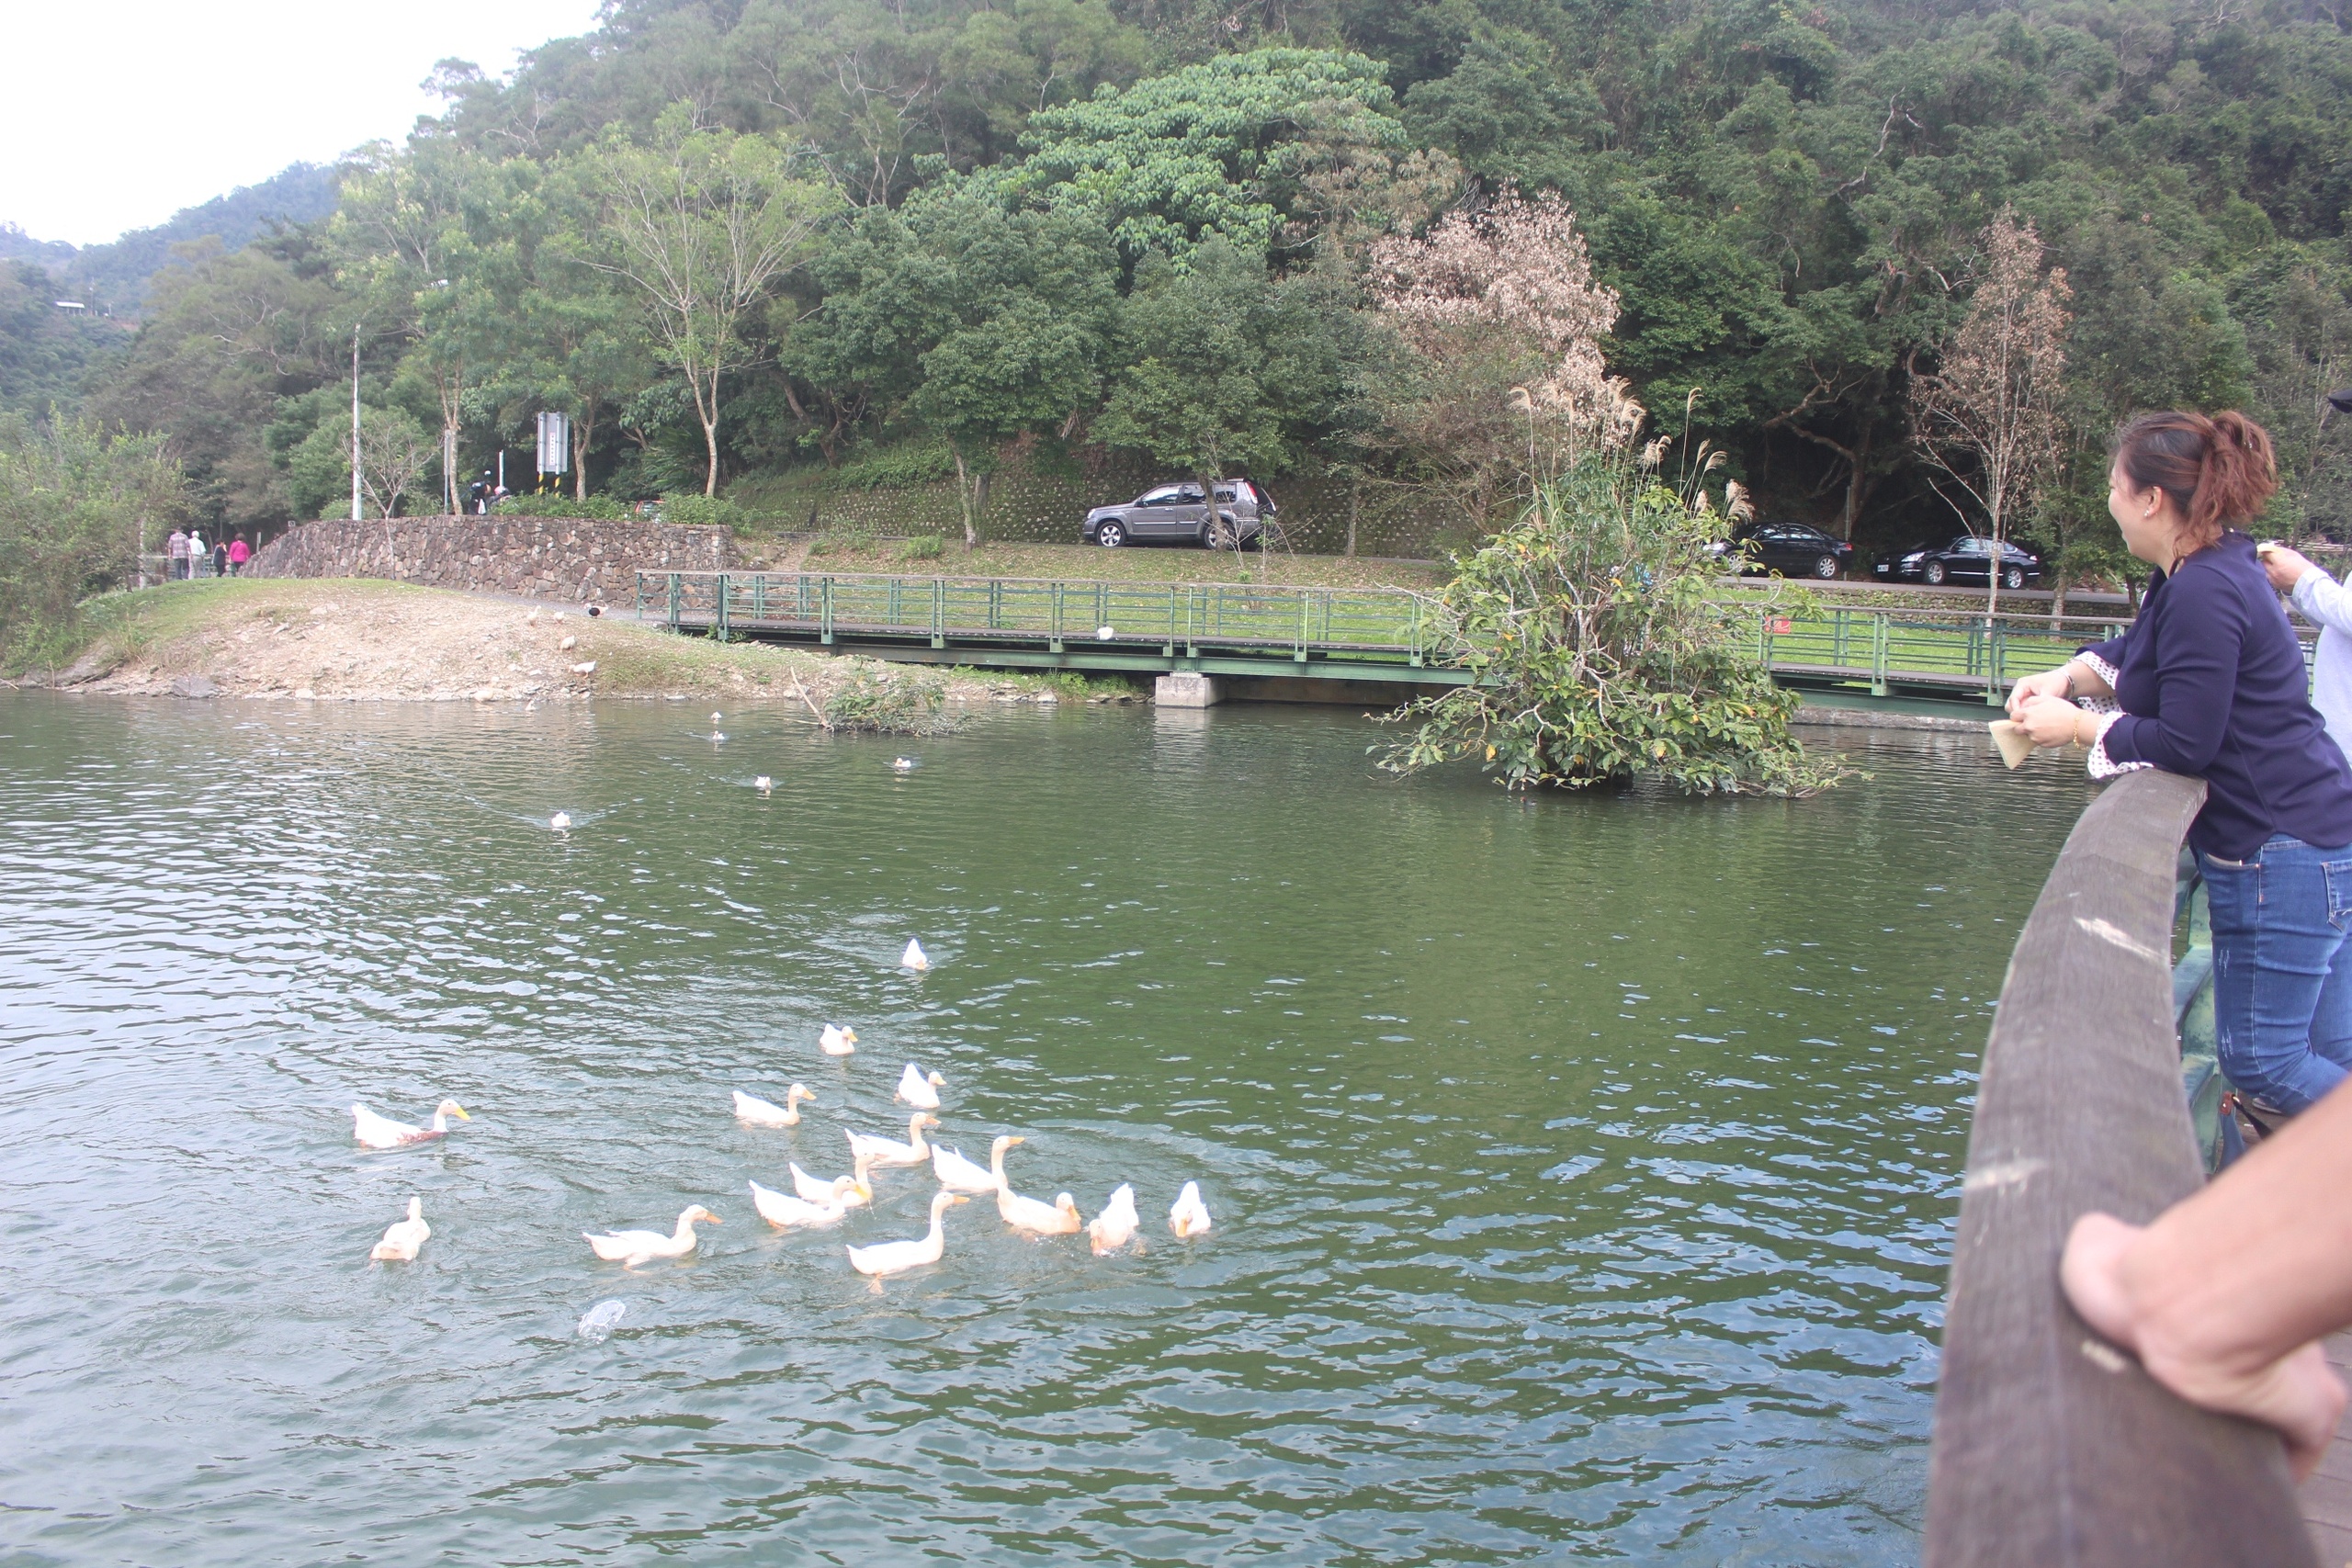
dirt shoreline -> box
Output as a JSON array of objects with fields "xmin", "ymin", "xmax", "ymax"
[{"xmin": 11, "ymin": 579, "xmax": 1105, "ymax": 709}]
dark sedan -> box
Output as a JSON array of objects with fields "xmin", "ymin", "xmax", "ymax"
[
  {"xmin": 1874, "ymin": 536, "xmax": 2042, "ymax": 589},
  {"xmin": 1711, "ymin": 521, "xmax": 1855, "ymax": 580}
]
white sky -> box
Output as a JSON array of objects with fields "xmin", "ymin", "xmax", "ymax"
[{"xmin": 1, "ymin": 0, "xmax": 605, "ymax": 247}]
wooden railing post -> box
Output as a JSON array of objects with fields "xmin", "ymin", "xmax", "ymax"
[{"xmin": 1925, "ymin": 769, "xmax": 2316, "ymax": 1568}]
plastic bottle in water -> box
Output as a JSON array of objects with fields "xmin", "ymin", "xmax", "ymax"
[{"xmin": 577, "ymin": 1300, "xmax": 627, "ymax": 1342}]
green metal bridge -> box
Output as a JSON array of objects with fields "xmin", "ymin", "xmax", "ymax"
[{"xmin": 635, "ymin": 569, "xmax": 2149, "ymax": 708}]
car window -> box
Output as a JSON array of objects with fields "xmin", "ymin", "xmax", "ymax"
[
  {"xmin": 1955, "ymin": 537, "xmax": 1984, "ymax": 554},
  {"xmin": 1138, "ymin": 487, "xmax": 1185, "ymax": 506},
  {"xmin": 1214, "ymin": 488, "xmax": 1234, "ymax": 502}
]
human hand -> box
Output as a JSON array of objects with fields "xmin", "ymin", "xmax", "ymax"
[
  {"xmin": 2015, "ymin": 694, "xmax": 2086, "ymax": 749},
  {"xmin": 2007, "ymin": 664, "xmax": 2075, "ymax": 718},
  {"xmin": 2261, "ymin": 544, "xmax": 2316, "ymax": 594},
  {"xmin": 2064, "ymin": 1211, "xmax": 2347, "ymax": 1479}
]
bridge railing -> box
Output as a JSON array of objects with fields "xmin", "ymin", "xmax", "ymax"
[
  {"xmin": 1924, "ymin": 768, "xmax": 2317, "ymax": 1567},
  {"xmin": 636, "ymin": 570, "xmax": 1442, "ymax": 664}
]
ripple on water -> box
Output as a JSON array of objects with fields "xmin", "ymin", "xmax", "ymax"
[{"xmin": 0, "ymin": 696, "xmax": 2093, "ymax": 1563}]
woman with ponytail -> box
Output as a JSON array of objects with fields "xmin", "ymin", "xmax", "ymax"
[{"xmin": 2010, "ymin": 410, "xmax": 2352, "ymax": 1122}]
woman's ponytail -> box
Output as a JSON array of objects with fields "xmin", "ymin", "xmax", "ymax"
[{"xmin": 2114, "ymin": 409, "xmax": 2279, "ymax": 550}]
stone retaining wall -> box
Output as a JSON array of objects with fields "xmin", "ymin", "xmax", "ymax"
[{"xmin": 245, "ymin": 514, "xmax": 739, "ymax": 602}]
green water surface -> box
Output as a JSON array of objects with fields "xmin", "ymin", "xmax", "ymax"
[{"xmin": 0, "ymin": 694, "xmax": 2097, "ymax": 1564}]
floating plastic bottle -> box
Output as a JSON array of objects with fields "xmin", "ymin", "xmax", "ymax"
[{"xmin": 577, "ymin": 1299, "xmax": 627, "ymax": 1342}]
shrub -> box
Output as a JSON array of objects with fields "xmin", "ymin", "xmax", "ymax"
[
  {"xmin": 495, "ymin": 492, "xmax": 630, "ymax": 521},
  {"xmin": 790, "ymin": 665, "xmax": 960, "ymax": 735},
  {"xmin": 659, "ymin": 493, "xmax": 747, "ymax": 527},
  {"xmin": 895, "ymin": 533, "xmax": 945, "ymax": 561},
  {"xmin": 1382, "ymin": 445, "xmax": 1842, "ymax": 795},
  {"xmin": 0, "ymin": 415, "xmax": 190, "ymax": 672}
]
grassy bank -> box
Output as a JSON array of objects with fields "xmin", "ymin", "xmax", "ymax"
[
  {"xmin": 17, "ymin": 579, "xmax": 1130, "ymax": 707},
  {"xmin": 738, "ymin": 535, "xmax": 1447, "ymax": 591}
]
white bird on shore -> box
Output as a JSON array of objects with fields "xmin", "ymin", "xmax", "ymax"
[
  {"xmin": 732, "ymin": 1084, "xmax": 815, "ymax": 1127},
  {"xmin": 790, "ymin": 1155, "xmax": 875, "ymax": 1207},
  {"xmin": 933, "ymin": 1134, "xmax": 1020, "ymax": 1194},
  {"xmin": 749, "ymin": 1176, "xmax": 858, "ymax": 1229},
  {"xmin": 352, "ymin": 1100, "xmax": 470, "ymax": 1150},
  {"xmin": 1169, "ymin": 1181, "xmax": 1213, "ymax": 1239},
  {"xmin": 1088, "ymin": 1184, "xmax": 1141, "ymax": 1256},
  {"xmin": 849, "ymin": 1112, "xmax": 940, "ymax": 1168},
  {"xmin": 895, "ymin": 1063, "xmax": 945, "ymax": 1109},
  {"xmin": 820, "ymin": 1023, "xmax": 859, "ymax": 1056},
  {"xmin": 754, "ymin": 775, "xmax": 774, "ymax": 792},
  {"xmin": 585, "ymin": 1205, "xmax": 718, "ymax": 1267},
  {"xmin": 368, "ymin": 1196, "xmax": 430, "ymax": 1261},
  {"xmin": 900, "ymin": 939, "xmax": 930, "ymax": 971},
  {"xmin": 847, "ymin": 1190, "xmax": 967, "ymax": 1279},
  {"xmin": 549, "ymin": 812, "xmax": 572, "ymax": 831}
]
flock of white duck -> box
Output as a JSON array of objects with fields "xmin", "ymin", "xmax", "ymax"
[{"xmin": 352, "ymin": 937, "xmax": 1214, "ymax": 1281}]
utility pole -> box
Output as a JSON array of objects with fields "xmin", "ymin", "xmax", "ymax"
[{"xmin": 350, "ymin": 325, "xmax": 363, "ymax": 523}]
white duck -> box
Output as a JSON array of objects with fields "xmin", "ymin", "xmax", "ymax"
[
  {"xmin": 754, "ymin": 775, "xmax": 774, "ymax": 792},
  {"xmin": 1088, "ymin": 1184, "xmax": 1142, "ymax": 1256},
  {"xmin": 933, "ymin": 1134, "xmax": 1020, "ymax": 1194},
  {"xmin": 995, "ymin": 1142, "xmax": 1081, "ymax": 1234},
  {"xmin": 352, "ymin": 1100, "xmax": 470, "ymax": 1150},
  {"xmin": 733, "ymin": 1084, "xmax": 815, "ymax": 1127},
  {"xmin": 790, "ymin": 1154, "xmax": 874, "ymax": 1206},
  {"xmin": 895, "ymin": 1063, "xmax": 945, "ymax": 1110},
  {"xmin": 585, "ymin": 1204, "xmax": 719, "ymax": 1267},
  {"xmin": 368, "ymin": 1197, "xmax": 430, "ymax": 1261},
  {"xmin": 549, "ymin": 812, "xmax": 572, "ymax": 831},
  {"xmin": 846, "ymin": 1190, "xmax": 967, "ymax": 1279},
  {"xmin": 749, "ymin": 1176, "xmax": 858, "ymax": 1228},
  {"xmin": 1169, "ymin": 1180, "xmax": 1213, "ymax": 1239},
  {"xmin": 820, "ymin": 1023, "xmax": 859, "ymax": 1056},
  {"xmin": 900, "ymin": 939, "xmax": 930, "ymax": 971},
  {"xmin": 892, "ymin": 757, "xmax": 917, "ymax": 773},
  {"xmin": 848, "ymin": 1112, "xmax": 940, "ymax": 1168}
]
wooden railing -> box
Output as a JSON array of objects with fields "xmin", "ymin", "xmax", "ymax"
[{"xmin": 1925, "ymin": 769, "xmax": 2316, "ymax": 1566}]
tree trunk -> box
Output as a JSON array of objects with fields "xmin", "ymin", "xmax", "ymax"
[
  {"xmin": 1840, "ymin": 426, "xmax": 1873, "ymax": 539},
  {"xmin": 1346, "ymin": 478, "xmax": 1360, "ymax": 558},
  {"xmin": 972, "ymin": 468, "xmax": 990, "ymax": 548},
  {"xmin": 953, "ymin": 451, "xmax": 978, "ymax": 549},
  {"xmin": 573, "ymin": 398, "xmax": 599, "ymax": 502}
]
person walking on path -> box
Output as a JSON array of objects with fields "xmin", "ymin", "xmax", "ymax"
[
  {"xmin": 210, "ymin": 536, "xmax": 229, "ymax": 579},
  {"xmin": 166, "ymin": 526, "xmax": 188, "ymax": 581},
  {"xmin": 187, "ymin": 529, "xmax": 208, "ymax": 577},
  {"xmin": 227, "ymin": 534, "xmax": 251, "ymax": 576},
  {"xmin": 2007, "ymin": 411, "xmax": 2352, "ymax": 1123}
]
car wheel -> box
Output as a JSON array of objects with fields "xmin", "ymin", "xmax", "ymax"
[
  {"xmin": 1201, "ymin": 516, "xmax": 1237, "ymax": 549},
  {"xmin": 1813, "ymin": 554, "xmax": 1839, "ymax": 580},
  {"xmin": 2002, "ymin": 566, "xmax": 2024, "ymax": 590},
  {"xmin": 1922, "ymin": 559, "xmax": 1947, "ymax": 585},
  {"xmin": 1097, "ymin": 521, "xmax": 1125, "ymax": 547}
]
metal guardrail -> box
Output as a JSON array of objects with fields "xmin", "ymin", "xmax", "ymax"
[
  {"xmin": 1925, "ymin": 770, "xmax": 2316, "ymax": 1567},
  {"xmin": 636, "ymin": 570, "xmax": 1441, "ymax": 668},
  {"xmin": 635, "ymin": 570, "xmax": 2251, "ymax": 699}
]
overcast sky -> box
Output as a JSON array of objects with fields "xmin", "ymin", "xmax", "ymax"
[{"xmin": 2, "ymin": 0, "xmax": 603, "ymax": 247}]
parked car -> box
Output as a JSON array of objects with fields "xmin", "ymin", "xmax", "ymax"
[
  {"xmin": 1083, "ymin": 479, "xmax": 1277, "ymax": 548},
  {"xmin": 1874, "ymin": 536, "xmax": 2043, "ymax": 589},
  {"xmin": 1710, "ymin": 521, "xmax": 1855, "ymax": 580}
]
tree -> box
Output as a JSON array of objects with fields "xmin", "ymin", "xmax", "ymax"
[
  {"xmin": 0, "ymin": 413, "xmax": 189, "ymax": 670},
  {"xmin": 1365, "ymin": 190, "xmax": 1622, "ymax": 534},
  {"xmin": 1909, "ymin": 211, "xmax": 2071, "ymax": 616},
  {"xmin": 589, "ymin": 106, "xmax": 837, "ymax": 493}
]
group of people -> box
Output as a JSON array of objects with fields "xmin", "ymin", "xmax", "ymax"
[
  {"xmin": 164, "ymin": 527, "xmax": 251, "ymax": 580},
  {"xmin": 1999, "ymin": 409, "xmax": 2352, "ymax": 1476},
  {"xmin": 465, "ymin": 470, "xmax": 511, "ymax": 515}
]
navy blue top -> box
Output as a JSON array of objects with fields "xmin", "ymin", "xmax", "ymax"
[{"xmin": 2084, "ymin": 531, "xmax": 2352, "ymax": 859}]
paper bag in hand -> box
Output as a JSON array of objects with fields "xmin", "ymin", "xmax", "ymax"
[{"xmin": 1988, "ymin": 719, "xmax": 2038, "ymax": 770}]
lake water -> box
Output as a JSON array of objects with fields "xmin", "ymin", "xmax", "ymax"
[{"xmin": 0, "ymin": 693, "xmax": 2097, "ymax": 1565}]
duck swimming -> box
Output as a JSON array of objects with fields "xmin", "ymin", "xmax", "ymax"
[
  {"xmin": 548, "ymin": 812, "xmax": 572, "ymax": 831},
  {"xmin": 1169, "ymin": 1181, "xmax": 1213, "ymax": 1239},
  {"xmin": 846, "ymin": 1190, "xmax": 967, "ymax": 1279},
  {"xmin": 933, "ymin": 1134, "xmax": 1019, "ymax": 1194},
  {"xmin": 732, "ymin": 1084, "xmax": 815, "ymax": 1127},
  {"xmin": 749, "ymin": 1177, "xmax": 858, "ymax": 1229},
  {"xmin": 820, "ymin": 1023, "xmax": 859, "ymax": 1056},
  {"xmin": 1088, "ymin": 1184, "xmax": 1141, "ymax": 1256},
  {"xmin": 848, "ymin": 1112, "xmax": 939, "ymax": 1168},
  {"xmin": 789, "ymin": 1154, "xmax": 874, "ymax": 1206},
  {"xmin": 994, "ymin": 1142, "xmax": 1081, "ymax": 1234},
  {"xmin": 584, "ymin": 1205, "xmax": 719, "ymax": 1268},
  {"xmin": 895, "ymin": 1063, "xmax": 945, "ymax": 1110},
  {"xmin": 368, "ymin": 1197, "xmax": 430, "ymax": 1261},
  {"xmin": 351, "ymin": 1100, "xmax": 470, "ymax": 1150},
  {"xmin": 900, "ymin": 939, "xmax": 930, "ymax": 971}
]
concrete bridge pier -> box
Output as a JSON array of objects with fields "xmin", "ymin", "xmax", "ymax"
[{"xmin": 1154, "ymin": 672, "xmax": 1224, "ymax": 707}]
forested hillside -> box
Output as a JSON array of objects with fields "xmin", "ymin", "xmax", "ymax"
[{"xmin": 51, "ymin": 0, "xmax": 2352, "ymax": 571}]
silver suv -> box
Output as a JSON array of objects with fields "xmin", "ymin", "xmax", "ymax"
[{"xmin": 1082, "ymin": 479, "xmax": 1276, "ymax": 548}]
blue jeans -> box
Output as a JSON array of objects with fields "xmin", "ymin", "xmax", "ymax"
[{"xmin": 2201, "ymin": 834, "xmax": 2352, "ymax": 1113}]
